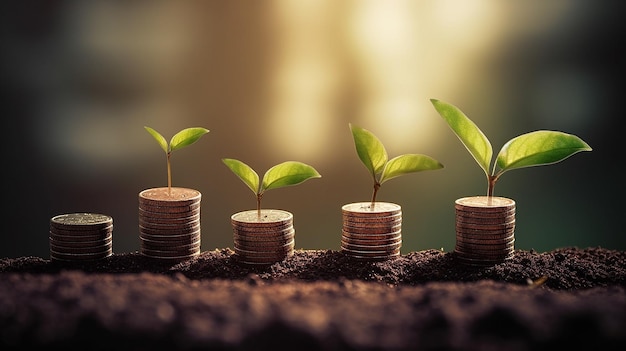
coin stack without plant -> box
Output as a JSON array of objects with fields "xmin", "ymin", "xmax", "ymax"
[
  {"xmin": 341, "ymin": 202, "xmax": 402, "ymax": 260},
  {"xmin": 49, "ymin": 213, "xmax": 113, "ymax": 262},
  {"xmin": 231, "ymin": 209, "xmax": 295, "ymax": 265},
  {"xmin": 138, "ymin": 187, "xmax": 202, "ymax": 260},
  {"xmin": 454, "ymin": 196, "xmax": 516, "ymax": 266}
]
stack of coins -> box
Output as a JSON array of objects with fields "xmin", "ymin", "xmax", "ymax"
[
  {"xmin": 341, "ymin": 202, "xmax": 402, "ymax": 260},
  {"xmin": 49, "ymin": 213, "xmax": 113, "ymax": 262},
  {"xmin": 138, "ymin": 187, "xmax": 202, "ymax": 260},
  {"xmin": 454, "ymin": 196, "xmax": 516, "ymax": 266},
  {"xmin": 231, "ymin": 209, "xmax": 295, "ymax": 265}
]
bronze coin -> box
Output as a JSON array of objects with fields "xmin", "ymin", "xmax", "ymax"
[
  {"xmin": 342, "ymin": 202, "xmax": 401, "ymax": 217},
  {"xmin": 138, "ymin": 218, "xmax": 200, "ymax": 230},
  {"xmin": 138, "ymin": 207, "xmax": 200, "ymax": 219},
  {"xmin": 455, "ymin": 196, "xmax": 515, "ymax": 211},
  {"xmin": 139, "ymin": 187, "xmax": 201, "ymax": 207},
  {"xmin": 138, "ymin": 223, "xmax": 200, "ymax": 236},
  {"xmin": 139, "ymin": 202, "xmax": 201, "ymax": 214},
  {"xmin": 342, "ymin": 223, "xmax": 402, "ymax": 234},
  {"xmin": 341, "ymin": 234, "xmax": 402, "ymax": 246},
  {"xmin": 342, "ymin": 229, "xmax": 402, "ymax": 241},
  {"xmin": 139, "ymin": 212, "xmax": 200, "ymax": 225},
  {"xmin": 231, "ymin": 209, "xmax": 293, "ymax": 226}
]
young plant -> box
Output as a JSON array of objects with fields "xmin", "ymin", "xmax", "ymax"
[
  {"xmin": 222, "ymin": 158, "xmax": 321, "ymax": 219},
  {"xmin": 430, "ymin": 98, "xmax": 592, "ymax": 197},
  {"xmin": 144, "ymin": 126, "xmax": 210, "ymax": 196},
  {"xmin": 350, "ymin": 123, "xmax": 444, "ymax": 208}
]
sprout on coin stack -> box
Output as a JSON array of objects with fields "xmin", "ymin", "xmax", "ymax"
[
  {"xmin": 222, "ymin": 158, "xmax": 321, "ymax": 265},
  {"xmin": 431, "ymin": 98, "xmax": 592, "ymax": 266},
  {"xmin": 140, "ymin": 126, "xmax": 209, "ymax": 260},
  {"xmin": 343, "ymin": 124, "xmax": 444, "ymax": 260}
]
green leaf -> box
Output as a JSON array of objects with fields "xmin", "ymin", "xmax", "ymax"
[
  {"xmin": 222, "ymin": 158, "xmax": 260, "ymax": 195},
  {"xmin": 350, "ymin": 123, "xmax": 388, "ymax": 178},
  {"xmin": 496, "ymin": 130, "xmax": 592, "ymax": 174},
  {"xmin": 379, "ymin": 154, "xmax": 444, "ymax": 184},
  {"xmin": 144, "ymin": 126, "xmax": 168, "ymax": 153},
  {"xmin": 430, "ymin": 99, "xmax": 492, "ymax": 177},
  {"xmin": 170, "ymin": 127, "xmax": 209, "ymax": 152},
  {"xmin": 261, "ymin": 161, "xmax": 321, "ymax": 193}
]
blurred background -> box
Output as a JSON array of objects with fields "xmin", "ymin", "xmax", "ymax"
[{"xmin": 1, "ymin": 1, "xmax": 624, "ymax": 258}]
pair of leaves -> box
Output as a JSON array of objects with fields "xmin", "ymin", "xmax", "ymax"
[
  {"xmin": 222, "ymin": 158, "xmax": 321, "ymax": 197},
  {"xmin": 350, "ymin": 123, "xmax": 444, "ymax": 185},
  {"xmin": 144, "ymin": 126, "xmax": 210, "ymax": 154},
  {"xmin": 430, "ymin": 98, "xmax": 592, "ymax": 181}
]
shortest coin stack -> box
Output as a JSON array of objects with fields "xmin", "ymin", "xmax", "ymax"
[
  {"xmin": 138, "ymin": 187, "xmax": 202, "ymax": 261},
  {"xmin": 49, "ymin": 213, "xmax": 113, "ymax": 262},
  {"xmin": 454, "ymin": 196, "xmax": 516, "ymax": 266},
  {"xmin": 341, "ymin": 202, "xmax": 402, "ymax": 260},
  {"xmin": 231, "ymin": 209, "xmax": 295, "ymax": 265}
]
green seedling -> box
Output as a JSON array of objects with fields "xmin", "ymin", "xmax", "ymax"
[
  {"xmin": 350, "ymin": 123, "xmax": 444, "ymax": 208},
  {"xmin": 222, "ymin": 158, "xmax": 321, "ymax": 219},
  {"xmin": 430, "ymin": 98, "xmax": 592, "ymax": 197},
  {"xmin": 145, "ymin": 126, "xmax": 210, "ymax": 196}
]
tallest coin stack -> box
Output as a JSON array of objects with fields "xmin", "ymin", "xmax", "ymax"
[{"xmin": 138, "ymin": 187, "xmax": 202, "ymax": 260}]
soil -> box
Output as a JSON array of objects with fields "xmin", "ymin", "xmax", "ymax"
[{"xmin": 1, "ymin": 247, "xmax": 625, "ymax": 350}]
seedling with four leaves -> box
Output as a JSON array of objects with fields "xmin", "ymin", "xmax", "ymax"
[
  {"xmin": 222, "ymin": 158, "xmax": 321, "ymax": 219},
  {"xmin": 430, "ymin": 99, "xmax": 592, "ymax": 197},
  {"xmin": 350, "ymin": 123, "xmax": 444, "ymax": 208},
  {"xmin": 144, "ymin": 126, "xmax": 210, "ymax": 196}
]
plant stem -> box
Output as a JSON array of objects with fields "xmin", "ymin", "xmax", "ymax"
[
  {"xmin": 256, "ymin": 193, "xmax": 263, "ymax": 220},
  {"xmin": 487, "ymin": 174, "xmax": 499, "ymax": 198},
  {"xmin": 370, "ymin": 182, "xmax": 381, "ymax": 209},
  {"xmin": 167, "ymin": 152, "xmax": 172, "ymax": 196}
]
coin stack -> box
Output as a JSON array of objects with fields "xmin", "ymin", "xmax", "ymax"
[
  {"xmin": 49, "ymin": 213, "xmax": 113, "ymax": 262},
  {"xmin": 341, "ymin": 202, "xmax": 402, "ymax": 260},
  {"xmin": 454, "ymin": 196, "xmax": 516, "ymax": 266},
  {"xmin": 231, "ymin": 209, "xmax": 295, "ymax": 265},
  {"xmin": 138, "ymin": 187, "xmax": 202, "ymax": 261}
]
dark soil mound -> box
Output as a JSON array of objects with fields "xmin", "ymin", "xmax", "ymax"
[{"xmin": 1, "ymin": 247, "xmax": 625, "ymax": 350}]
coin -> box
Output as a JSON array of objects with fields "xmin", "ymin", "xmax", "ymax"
[
  {"xmin": 455, "ymin": 196, "xmax": 515, "ymax": 210},
  {"xmin": 138, "ymin": 188, "xmax": 202, "ymax": 261},
  {"xmin": 452, "ymin": 196, "xmax": 517, "ymax": 266},
  {"xmin": 340, "ymin": 247, "xmax": 401, "ymax": 260},
  {"xmin": 49, "ymin": 235, "xmax": 112, "ymax": 247},
  {"xmin": 50, "ymin": 248, "xmax": 112, "ymax": 261},
  {"xmin": 342, "ymin": 223, "xmax": 402, "ymax": 234},
  {"xmin": 138, "ymin": 187, "xmax": 201, "ymax": 207},
  {"xmin": 49, "ymin": 213, "xmax": 114, "ymax": 261},
  {"xmin": 342, "ymin": 202, "xmax": 401, "ymax": 216},
  {"xmin": 138, "ymin": 207, "xmax": 200, "ymax": 219},
  {"xmin": 231, "ymin": 210, "xmax": 295, "ymax": 265},
  {"xmin": 231, "ymin": 209, "xmax": 293, "ymax": 225},
  {"xmin": 139, "ymin": 213, "xmax": 200, "ymax": 226},
  {"xmin": 340, "ymin": 202, "xmax": 403, "ymax": 260}
]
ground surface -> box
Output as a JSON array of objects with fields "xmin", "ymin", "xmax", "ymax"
[{"xmin": 1, "ymin": 247, "xmax": 625, "ymax": 350}]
